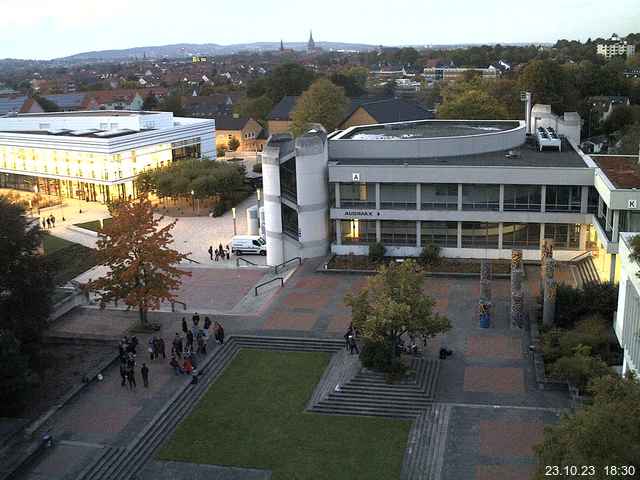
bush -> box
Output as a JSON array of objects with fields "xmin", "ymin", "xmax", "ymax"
[
  {"xmin": 540, "ymin": 315, "xmax": 610, "ymax": 365},
  {"xmin": 253, "ymin": 162, "xmax": 263, "ymax": 174},
  {"xmin": 384, "ymin": 359, "xmax": 408, "ymax": 384},
  {"xmin": 228, "ymin": 137, "xmax": 240, "ymax": 152},
  {"xmin": 216, "ymin": 145, "xmax": 228, "ymax": 157},
  {"xmin": 360, "ymin": 339, "xmax": 392, "ymax": 370},
  {"xmin": 555, "ymin": 282, "xmax": 618, "ymax": 329},
  {"xmin": 368, "ymin": 242, "xmax": 385, "ymax": 263},
  {"xmin": 211, "ymin": 202, "xmax": 226, "ymax": 217},
  {"xmin": 419, "ymin": 243, "xmax": 441, "ymax": 267},
  {"xmin": 551, "ymin": 349, "xmax": 611, "ymax": 393}
]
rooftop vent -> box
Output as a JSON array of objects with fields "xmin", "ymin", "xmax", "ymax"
[{"xmin": 536, "ymin": 126, "xmax": 561, "ymax": 152}]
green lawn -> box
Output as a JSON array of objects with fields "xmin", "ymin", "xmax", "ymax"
[
  {"xmin": 73, "ymin": 218, "xmax": 112, "ymax": 232},
  {"xmin": 42, "ymin": 233, "xmax": 76, "ymax": 255},
  {"xmin": 41, "ymin": 233, "xmax": 97, "ymax": 285},
  {"xmin": 159, "ymin": 349, "xmax": 411, "ymax": 480}
]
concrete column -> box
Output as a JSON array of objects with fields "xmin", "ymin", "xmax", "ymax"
[
  {"xmin": 375, "ymin": 183, "xmax": 381, "ymax": 210},
  {"xmin": 415, "ymin": 221, "xmax": 421, "ymax": 248},
  {"xmin": 498, "ymin": 222, "xmax": 503, "ymax": 250},
  {"xmin": 457, "ymin": 184, "xmax": 463, "ymax": 211},
  {"xmin": 457, "ymin": 222, "xmax": 462, "ymax": 248},
  {"xmin": 539, "ymin": 223, "xmax": 545, "ymax": 247},
  {"xmin": 612, "ymin": 210, "xmax": 620, "ymax": 240},
  {"xmin": 376, "ymin": 220, "xmax": 381, "ymax": 243},
  {"xmin": 335, "ymin": 220, "xmax": 342, "ymax": 245},
  {"xmin": 499, "ymin": 185, "xmax": 505, "ymax": 212},
  {"xmin": 540, "ymin": 185, "xmax": 546, "ymax": 213},
  {"xmin": 580, "ymin": 185, "xmax": 589, "ymax": 214},
  {"xmin": 598, "ymin": 197, "xmax": 603, "ymax": 218},
  {"xmin": 606, "ymin": 207, "xmax": 613, "ymax": 232},
  {"xmin": 579, "ymin": 224, "xmax": 588, "ymax": 250},
  {"xmin": 416, "ymin": 184, "xmax": 421, "ymax": 211},
  {"xmin": 610, "ymin": 254, "xmax": 617, "ymax": 283},
  {"xmin": 335, "ymin": 183, "xmax": 341, "ymax": 208}
]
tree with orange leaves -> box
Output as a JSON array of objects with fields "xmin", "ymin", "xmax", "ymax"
[{"xmin": 89, "ymin": 196, "xmax": 191, "ymax": 326}]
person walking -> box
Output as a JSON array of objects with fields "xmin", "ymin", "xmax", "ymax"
[
  {"xmin": 226, "ymin": 247, "xmax": 230, "ymax": 261},
  {"xmin": 170, "ymin": 355, "xmax": 182, "ymax": 375},
  {"xmin": 141, "ymin": 363, "xmax": 149, "ymax": 388},
  {"xmin": 208, "ymin": 245, "xmax": 214, "ymax": 261},
  {"xmin": 214, "ymin": 249, "xmax": 219, "ymax": 262},
  {"xmin": 203, "ymin": 316, "xmax": 211, "ymax": 338},
  {"xmin": 186, "ymin": 330, "xmax": 194, "ymax": 351},
  {"xmin": 50, "ymin": 214, "xmax": 56, "ymax": 227},
  {"xmin": 348, "ymin": 335, "xmax": 359, "ymax": 355},
  {"xmin": 192, "ymin": 312, "xmax": 200, "ymax": 327},
  {"xmin": 41, "ymin": 218, "xmax": 46, "ymax": 229},
  {"xmin": 214, "ymin": 322, "xmax": 225, "ymax": 345},
  {"xmin": 148, "ymin": 336, "xmax": 156, "ymax": 360},
  {"xmin": 127, "ymin": 367, "xmax": 136, "ymax": 391},
  {"xmin": 173, "ymin": 333, "xmax": 183, "ymax": 358},
  {"xmin": 156, "ymin": 337, "xmax": 166, "ymax": 359},
  {"xmin": 46, "ymin": 217, "xmax": 51, "ymax": 229},
  {"xmin": 181, "ymin": 317, "xmax": 188, "ymax": 334},
  {"xmin": 119, "ymin": 362, "xmax": 127, "ymax": 387}
]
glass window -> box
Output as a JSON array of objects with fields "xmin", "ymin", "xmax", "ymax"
[
  {"xmin": 380, "ymin": 183, "xmax": 416, "ymax": 210},
  {"xmin": 421, "ymin": 184, "xmax": 458, "ymax": 210},
  {"xmin": 587, "ymin": 187, "xmax": 599, "ymax": 214},
  {"xmin": 544, "ymin": 224, "xmax": 580, "ymax": 249},
  {"xmin": 545, "ymin": 186, "xmax": 582, "ymax": 213},
  {"xmin": 280, "ymin": 158, "xmax": 297, "ymax": 203},
  {"xmin": 281, "ymin": 204, "xmax": 298, "ymax": 239},
  {"xmin": 340, "ymin": 219, "xmax": 376, "ymax": 244},
  {"xmin": 462, "ymin": 184, "xmax": 499, "ymax": 211},
  {"xmin": 339, "ymin": 183, "xmax": 375, "ymax": 209},
  {"xmin": 619, "ymin": 211, "xmax": 640, "ymax": 233},
  {"xmin": 421, "ymin": 221, "xmax": 458, "ymax": 248},
  {"xmin": 503, "ymin": 185, "xmax": 541, "ymax": 212},
  {"xmin": 461, "ymin": 222, "xmax": 499, "ymax": 248},
  {"xmin": 381, "ymin": 221, "xmax": 416, "ymax": 246},
  {"xmin": 502, "ymin": 223, "xmax": 541, "ymax": 249}
]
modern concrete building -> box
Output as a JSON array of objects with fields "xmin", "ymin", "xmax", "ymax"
[
  {"xmin": 260, "ymin": 106, "xmax": 640, "ymax": 287},
  {"xmin": 614, "ymin": 232, "xmax": 640, "ymax": 375},
  {"xmin": 597, "ymin": 34, "xmax": 636, "ymax": 58},
  {"xmin": 0, "ymin": 110, "xmax": 215, "ymax": 203},
  {"xmin": 423, "ymin": 66, "xmax": 499, "ymax": 83}
]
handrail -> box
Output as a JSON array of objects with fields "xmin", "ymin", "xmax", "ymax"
[
  {"xmin": 569, "ymin": 251, "xmax": 592, "ymax": 263},
  {"xmin": 171, "ymin": 300, "xmax": 187, "ymax": 312},
  {"xmin": 274, "ymin": 256, "xmax": 302, "ymax": 274},
  {"xmin": 185, "ymin": 257, "xmax": 202, "ymax": 265},
  {"xmin": 255, "ymin": 277, "xmax": 284, "ymax": 296},
  {"xmin": 236, "ymin": 257, "xmax": 258, "ymax": 267}
]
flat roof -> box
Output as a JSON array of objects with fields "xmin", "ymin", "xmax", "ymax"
[
  {"xmin": 10, "ymin": 110, "xmax": 156, "ymax": 118},
  {"xmin": 340, "ymin": 120, "xmax": 521, "ymax": 140},
  {"xmin": 592, "ymin": 155, "xmax": 640, "ymax": 189},
  {"xmin": 0, "ymin": 129, "xmax": 150, "ymax": 139},
  {"xmin": 330, "ymin": 138, "xmax": 588, "ymax": 169}
]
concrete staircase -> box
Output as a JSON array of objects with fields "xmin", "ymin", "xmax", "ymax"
[
  {"xmin": 401, "ymin": 404, "xmax": 452, "ymax": 480},
  {"xmin": 574, "ymin": 255, "xmax": 601, "ymax": 286},
  {"xmin": 309, "ymin": 357, "xmax": 440, "ymax": 419},
  {"xmin": 74, "ymin": 335, "xmax": 343, "ymax": 480}
]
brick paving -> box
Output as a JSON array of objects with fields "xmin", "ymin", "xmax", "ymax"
[{"xmin": 19, "ymin": 258, "xmax": 573, "ymax": 480}]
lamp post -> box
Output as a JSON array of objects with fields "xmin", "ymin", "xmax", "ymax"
[
  {"xmin": 191, "ymin": 190, "xmax": 195, "ymax": 214},
  {"xmin": 33, "ymin": 184, "xmax": 40, "ymax": 215},
  {"xmin": 232, "ymin": 207, "xmax": 237, "ymax": 236}
]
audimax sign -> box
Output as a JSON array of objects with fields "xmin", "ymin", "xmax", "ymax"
[{"xmin": 343, "ymin": 210, "xmax": 381, "ymax": 218}]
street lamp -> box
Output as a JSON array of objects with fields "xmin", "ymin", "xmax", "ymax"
[
  {"xmin": 232, "ymin": 207, "xmax": 237, "ymax": 235},
  {"xmin": 256, "ymin": 188, "xmax": 261, "ymax": 231},
  {"xmin": 33, "ymin": 184, "xmax": 40, "ymax": 215},
  {"xmin": 191, "ymin": 189, "xmax": 195, "ymax": 213}
]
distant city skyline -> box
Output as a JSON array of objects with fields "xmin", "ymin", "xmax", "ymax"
[{"xmin": 0, "ymin": 0, "xmax": 638, "ymax": 60}]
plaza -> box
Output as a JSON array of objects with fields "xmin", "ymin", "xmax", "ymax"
[{"xmin": 10, "ymin": 257, "xmax": 569, "ymax": 480}]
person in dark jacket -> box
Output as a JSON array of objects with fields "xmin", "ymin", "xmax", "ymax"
[
  {"xmin": 119, "ymin": 363, "xmax": 127, "ymax": 387},
  {"xmin": 141, "ymin": 363, "xmax": 149, "ymax": 388},
  {"xmin": 181, "ymin": 317, "xmax": 188, "ymax": 334}
]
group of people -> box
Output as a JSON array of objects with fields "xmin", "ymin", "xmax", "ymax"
[
  {"xmin": 208, "ymin": 244, "xmax": 230, "ymax": 262},
  {"xmin": 169, "ymin": 313, "xmax": 225, "ymax": 380},
  {"xmin": 41, "ymin": 213, "xmax": 57, "ymax": 229},
  {"xmin": 118, "ymin": 336, "xmax": 150, "ymax": 390},
  {"xmin": 344, "ymin": 323, "xmax": 360, "ymax": 355},
  {"xmin": 116, "ymin": 314, "xmax": 226, "ymax": 390}
]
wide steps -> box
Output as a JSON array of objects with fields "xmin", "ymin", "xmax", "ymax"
[
  {"xmin": 327, "ymin": 392, "xmax": 432, "ymax": 406},
  {"xmin": 310, "ymin": 404, "xmax": 420, "ymax": 419}
]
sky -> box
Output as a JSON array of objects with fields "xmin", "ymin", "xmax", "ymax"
[{"xmin": 0, "ymin": 0, "xmax": 638, "ymax": 60}]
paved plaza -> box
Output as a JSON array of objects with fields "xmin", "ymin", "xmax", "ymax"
[{"xmin": 17, "ymin": 259, "xmax": 570, "ymax": 480}]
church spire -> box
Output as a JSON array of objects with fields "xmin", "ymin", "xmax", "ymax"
[
  {"xmin": 307, "ymin": 30, "xmax": 316, "ymax": 51},
  {"xmin": 280, "ymin": 39, "xmax": 284, "ymax": 51}
]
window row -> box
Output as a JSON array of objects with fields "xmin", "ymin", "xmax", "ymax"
[
  {"xmin": 339, "ymin": 220, "xmax": 581, "ymax": 250},
  {"xmin": 335, "ymin": 183, "xmax": 591, "ymax": 213}
]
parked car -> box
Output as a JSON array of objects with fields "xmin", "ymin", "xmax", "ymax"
[{"xmin": 230, "ymin": 235, "xmax": 266, "ymax": 255}]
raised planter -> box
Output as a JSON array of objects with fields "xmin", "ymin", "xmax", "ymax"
[{"xmin": 529, "ymin": 318, "xmax": 570, "ymax": 392}]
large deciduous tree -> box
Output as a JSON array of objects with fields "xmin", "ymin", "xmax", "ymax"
[
  {"xmin": 291, "ymin": 78, "xmax": 348, "ymax": 135},
  {"xmin": 0, "ymin": 196, "xmax": 52, "ymax": 352},
  {"xmin": 89, "ymin": 196, "xmax": 190, "ymax": 326},
  {"xmin": 438, "ymin": 88, "xmax": 509, "ymax": 120},
  {"xmin": 344, "ymin": 260, "xmax": 451, "ymax": 355},
  {"xmin": 534, "ymin": 373, "xmax": 640, "ymax": 479}
]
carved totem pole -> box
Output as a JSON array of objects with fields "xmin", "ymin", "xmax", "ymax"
[{"xmin": 510, "ymin": 249, "xmax": 524, "ymax": 327}]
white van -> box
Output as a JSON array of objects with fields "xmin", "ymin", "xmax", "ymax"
[{"xmin": 230, "ymin": 235, "xmax": 266, "ymax": 256}]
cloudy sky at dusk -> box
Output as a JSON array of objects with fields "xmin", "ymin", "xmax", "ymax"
[{"xmin": 0, "ymin": 0, "xmax": 638, "ymax": 59}]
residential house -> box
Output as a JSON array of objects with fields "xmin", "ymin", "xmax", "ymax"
[
  {"xmin": 216, "ymin": 116, "xmax": 266, "ymax": 152},
  {"xmin": 588, "ymin": 96, "xmax": 631, "ymax": 125},
  {"xmin": 267, "ymin": 96, "xmax": 299, "ymax": 135},
  {"xmin": 338, "ymin": 98, "xmax": 434, "ymax": 130}
]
